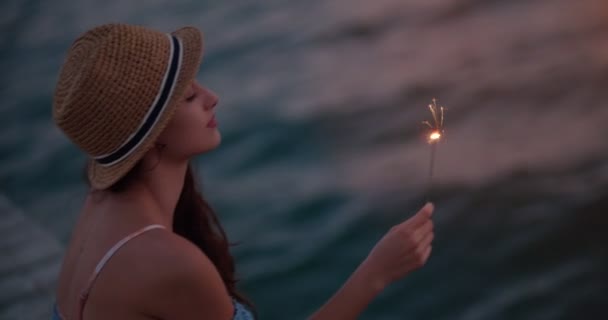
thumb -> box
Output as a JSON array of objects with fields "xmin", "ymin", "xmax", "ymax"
[{"xmin": 401, "ymin": 202, "xmax": 434, "ymax": 229}]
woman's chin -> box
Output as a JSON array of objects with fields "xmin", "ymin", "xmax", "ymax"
[
  {"xmin": 200, "ymin": 131, "xmax": 221, "ymax": 153},
  {"xmin": 211, "ymin": 129, "xmax": 221, "ymax": 146}
]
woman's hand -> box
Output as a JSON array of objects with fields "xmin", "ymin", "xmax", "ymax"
[
  {"xmin": 359, "ymin": 202, "xmax": 435, "ymax": 291},
  {"xmin": 308, "ymin": 203, "xmax": 435, "ymax": 320}
]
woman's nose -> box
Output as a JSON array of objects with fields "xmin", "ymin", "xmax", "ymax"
[
  {"xmin": 198, "ymin": 85, "xmax": 218, "ymax": 110},
  {"xmin": 207, "ymin": 89, "xmax": 219, "ymax": 110}
]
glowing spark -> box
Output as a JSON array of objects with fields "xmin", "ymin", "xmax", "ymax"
[
  {"xmin": 422, "ymin": 98, "xmax": 447, "ymax": 201},
  {"xmin": 422, "ymin": 98, "xmax": 445, "ymax": 144}
]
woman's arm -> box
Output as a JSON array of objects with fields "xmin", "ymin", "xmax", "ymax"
[
  {"xmin": 308, "ymin": 262, "xmax": 384, "ymax": 319},
  {"xmin": 309, "ymin": 203, "xmax": 435, "ymax": 320}
]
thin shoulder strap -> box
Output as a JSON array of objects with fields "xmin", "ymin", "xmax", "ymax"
[{"xmin": 77, "ymin": 224, "xmax": 166, "ymax": 320}]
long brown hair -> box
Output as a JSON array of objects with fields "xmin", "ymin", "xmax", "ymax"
[{"xmin": 85, "ymin": 159, "xmax": 255, "ymax": 313}]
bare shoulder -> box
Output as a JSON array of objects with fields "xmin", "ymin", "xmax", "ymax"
[{"xmin": 128, "ymin": 230, "xmax": 234, "ymax": 319}]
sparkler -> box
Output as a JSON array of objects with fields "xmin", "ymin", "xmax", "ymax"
[{"xmin": 422, "ymin": 98, "xmax": 445, "ymax": 201}]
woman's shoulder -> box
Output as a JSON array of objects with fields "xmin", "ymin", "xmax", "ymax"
[
  {"xmin": 128, "ymin": 230, "xmax": 235, "ymax": 319},
  {"xmin": 124, "ymin": 229, "xmax": 222, "ymax": 289}
]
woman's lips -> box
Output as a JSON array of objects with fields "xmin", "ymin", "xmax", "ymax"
[{"xmin": 207, "ymin": 115, "xmax": 217, "ymax": 128}]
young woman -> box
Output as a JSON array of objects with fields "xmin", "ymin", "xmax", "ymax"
[{"xmin": 51, "ymin": 23, "xmax": 434, "ymax": 320}]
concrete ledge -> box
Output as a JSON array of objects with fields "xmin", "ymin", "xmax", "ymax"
[{"xmin": 0, "ymin": 195, "xmax": 64, "ymax": 320}]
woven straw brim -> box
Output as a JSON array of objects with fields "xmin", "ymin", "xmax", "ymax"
[{"xmin": 88, "ymin": 27, "xmax": 203, "ymax": 190}]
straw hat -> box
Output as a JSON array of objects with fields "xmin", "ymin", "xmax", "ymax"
[{"xmin": 53, "ymin": 23, "xmax": 203, "ymax": 190}]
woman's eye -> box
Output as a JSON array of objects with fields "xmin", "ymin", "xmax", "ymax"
[{"xmin": 185, "ymin": 93, "xmax": 196, "ymax": 102}]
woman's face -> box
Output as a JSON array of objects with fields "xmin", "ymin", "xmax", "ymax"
[{"xmin": 156, "ymin": 80, "xmax": 221, "ymax": 161}]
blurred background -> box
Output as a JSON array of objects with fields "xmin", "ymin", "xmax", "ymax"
[{"xmin": 1, "ymin": 0, "xmax": 607, "ymax": 319}]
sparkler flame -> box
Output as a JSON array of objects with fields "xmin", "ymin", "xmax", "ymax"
[
  {"xmin": 429, "ymin": 131, "xmax": 441, "ymax": 141},
  {"xmin": 423, "ymin": 98, "xmax": 446, "ymax": 201},
  {"xmin": 422, "ymin": 98, "xmax": 445, "ymax": 144}
]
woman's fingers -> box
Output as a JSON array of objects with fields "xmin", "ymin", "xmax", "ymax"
[
  {"xmin": 362, "ymin": 203, "xmax": 436, "ymax": 286},
  {"xmin": 410, "ymin": 219, "xmax": 433, "ymax": 244},
  {"xmin": 400, "ymin": 202, "xmax": 434, "ymax": 230},
  {"xmin": 417, "ymin": 228, "xmax": 434, "ymax": 250},
  {"xmin": 421, "ymin": 245, "xmax": 432, "ymax": 265},
  {"xmin": 402, "ymin": 241, "xmax": 433, "ymax": 271},
  {"xmin": 403, "ymin": 221, "xmax": 434, "ymax": 270}
]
